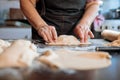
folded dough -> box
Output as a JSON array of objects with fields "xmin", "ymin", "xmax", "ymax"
[
  {"xmin": 39, "ymin": 49, "xmax": 111, "ymax": 70},
  {"xmin": 0, "ymin": 40, "xmax": 39, "ymax": 68},
  {"xmin": 47, "ymin": 35, "xmax": 90, "ymax": 46}
]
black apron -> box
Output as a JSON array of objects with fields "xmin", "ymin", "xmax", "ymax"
[{"xmin": 32, "ymin": 0, "xmax": 87, "ymax": 40}]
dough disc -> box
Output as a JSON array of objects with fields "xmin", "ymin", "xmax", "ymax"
[
  {"xmin": 47, "ymin": 35, "xmax": 91, "ymax": 46},
  {"xmin": 39, "ymin": 49, "xmax": 111, "ymax": 70}
]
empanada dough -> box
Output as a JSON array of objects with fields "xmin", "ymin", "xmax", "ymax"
[
  {"xmin": 0, "ymin": 40, "xmax": 39, "ymax": 68},
  {"xmin": 39, "ymin": 49, "xmax": 111, "ymax": 70},
  {"xmin": 47, "ymin": 35, "xmax": 90, "ymax": 46}
]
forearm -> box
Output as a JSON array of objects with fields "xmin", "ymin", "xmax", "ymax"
[
  {"xmin": 20, "ymin": 0, "xmax": 47, "ymax": 30},
  {"xmin": 79, "ymin": 1, "xmax": 102, "ymax": 27}
]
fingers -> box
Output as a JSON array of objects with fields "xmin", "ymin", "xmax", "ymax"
[
  {"xmin": 39, "ymin": 29, "xmax": 48, "ymax": 42},
  {"xmin": 74, "ymin": 25, "xmax": 94, "ymax": 43},
  {"xmin": 74, "ymin": 26, "xmax": 84, "ymax": 43},
  {"xmin": 44, "ymin": 30, "xmax": 54, "ymax": 42},
  {"xmin": 38, "ymin": 26, "xmax": 57, "ymax": 43},
  {"xmin": 79, "ymin": 30, "xmax": 84, "ymax": 43},
  {"xmin": 88, "ymin": 31, "xmax": 94, "ymax": 38},
  {"xmin": 50, "ymin": 26, "xmax": 58, "ymax": 40},
  {"xmin": 84, "ymin": 30, "xmax": 88, "ymax": 42}
]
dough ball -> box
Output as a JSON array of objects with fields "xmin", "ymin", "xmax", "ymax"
[{"xmin": 101, "ymin": 30, "xmax": 120, "ymax": 41}]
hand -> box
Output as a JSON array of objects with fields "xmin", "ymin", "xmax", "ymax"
[
  {"xmin": 74, "ymin": 24, "xmax": 94, "ymax": 43},
  {"xmin": 37, "ymin": 25, "xmax": 57, "ymax": 43}
]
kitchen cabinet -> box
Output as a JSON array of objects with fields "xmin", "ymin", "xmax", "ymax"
[{"xmin": 0, "ymin": 27, "xmax": 31, "ymax": 40}]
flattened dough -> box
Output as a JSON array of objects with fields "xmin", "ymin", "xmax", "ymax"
[
  {"xmin": 0, "ymin": 40, "xmax": 39, "ymax": 68},
  {"xmin": 47, "ymin": 35, "xmax": 90, "ymax": 46},
  {"xmin": 39, "ymin": 49, "xmax": 111, "ymax": 70}
]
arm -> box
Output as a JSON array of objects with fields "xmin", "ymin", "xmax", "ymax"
[
  {"xmin": 80, "ymin": 0, "xmax": 103, "ymax": 27},
  {"xmin": 20, "ymin": 0, "xmax": 47, "ymax": 30},
  {"xmin": 20, "ymin": 0, "xmax": 57, "ymax": 42},
  {"xmin": 74, "ymin": 0, "xmax": 102, "ymax": 43}
]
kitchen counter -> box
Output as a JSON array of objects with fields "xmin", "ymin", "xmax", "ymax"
[
  {"xmin": 0, "ymin": 26, "xmax": 31, "ymax": 39},
  {"xmin": 0, "ymin": 39, "xmax": 120, "ymax": 80}
]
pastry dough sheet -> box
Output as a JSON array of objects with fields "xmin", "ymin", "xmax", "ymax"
[
  {"xmin": 39, "ymin": 49, "xmax": 111, "ymax": 70},
  {"xmin": 47, "ymin": 35, "xmax": 91, "ymax": 46}
]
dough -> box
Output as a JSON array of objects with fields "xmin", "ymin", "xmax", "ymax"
[
  {"xmin": 101, "ymin": 30, "xmax": 120, "ymax": 41},
  {"xmin": 0, "ymin": 39, "xmax": 11, "ymax": 53},
  {"xmin": 118, "ymin": 34, "xmax": 120, "ymax": 40},
  {"xmin": 0, "ymin": 40, "xmax": 39, "ymax": 68},
  {"xmin": 39, "ymin": 49, "xmax": 111, "ymax": 70},
  {"xmin": 104, "ymin": 33, "xmax": 120, "ymax": 47},
  {"xmin": 101, "ymin": 30, "xmax": 120, "ymax": 46},
  {"xmin": 47, "ymin": 35, "xmax": 90, "ymax": 46},
  {"xmin": 107, "ymin": 39, "xmax": 120, "ymax": 46}
]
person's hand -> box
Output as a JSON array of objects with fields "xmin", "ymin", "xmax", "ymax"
[
  {"xmin": 37, "ymin": 25, "xmax": 57, "ymax": 43},
  {"xmin": 74, "ymin": 24, "xmax": 94, "ymax": 43}
]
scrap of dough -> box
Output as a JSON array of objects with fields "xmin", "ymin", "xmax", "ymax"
[
  {"xmin": 39, "ymin": 49, "xmax": 111, "ymax": 70},
  {"xmin": 39, "ymin": 50, "xmax": 61, "ymax": 69},
  {"xmin": 118, "ymin": 34, "xmax": 120, "ymax": 40},
  {"xmin": 0, "ymin": 39, "xmax": 11, "ymax": 53},
  {"xmin": 106, "ymin": 34, "xmax": 120, "ymax": 46},
  {"xmin": 47, "ymin": 35, "xmax": 90, "ymax": 46},
  {"xmin": 107, "ymin": 39, "xmax": 120, "ymax": 46},
  {"xmin": 0, "ymin": 40, "xmax": 39, "ymax": 68}
]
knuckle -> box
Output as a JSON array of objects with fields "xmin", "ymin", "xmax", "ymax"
[{"xmin": 51, "ymin": 26, "xmax": 56, "ymax": 30}]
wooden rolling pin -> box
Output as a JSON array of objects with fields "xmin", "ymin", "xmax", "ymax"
[{"xmin": 101, "ymin": 30, "xmax": 120, "ymax": 41}]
